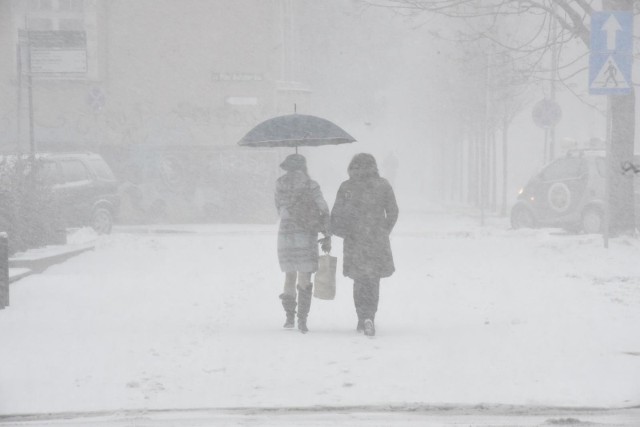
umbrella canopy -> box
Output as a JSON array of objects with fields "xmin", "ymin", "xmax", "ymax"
[{"xmin": 238, "ymin": 114, "xmax": 356, "ymax": 148}]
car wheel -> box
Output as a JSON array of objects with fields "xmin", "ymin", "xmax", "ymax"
[
  {"xmin": 582, "ymin": 207, "xmax": 603, "ymax": 234},
  {"xmin": 92, "ymin": 207, "xmax": 113, "ymax": 234},
  {"xmin": 511, "ymin": 205, "xmax": 536, "ymax": 229}
]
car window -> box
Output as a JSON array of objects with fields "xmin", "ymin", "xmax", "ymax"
[
  {"xmin": 60, "ymin": 159, "xmax": 90, "ymax": 183},
  {"xmin": 541, "ymin": 158, "xmax": 585, "ymax": 181},
  {"xmin": 89, "ymin": 159, "xmax": 116, "ymax": 181},
  {"xmin": 37, "ymin": 160, "xmax": 62, "ymax": 185}
]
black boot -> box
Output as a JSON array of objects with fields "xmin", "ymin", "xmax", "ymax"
[
  {"xmin": 297, "ymin": 284, "xmax": 313, "ymax": 334},
  {"xmin": 279, "ymin": 293, "xmax": 296, "ymax": 328},
  {"xmin": 356, "ymin": 318, "xmax": 365, "ymax": 333}
]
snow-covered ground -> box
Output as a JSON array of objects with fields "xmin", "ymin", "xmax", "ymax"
[{"xmin": 1, "ymin": 211, "xmax": 639, "ymax": 418}]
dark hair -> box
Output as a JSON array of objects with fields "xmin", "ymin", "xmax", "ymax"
[
  {"xmin": 348, "ymin": 153, "xmax": 379, "ymax": 179},
  {"xmin": 280, "ymin": 154, "xmax": 308, "ymax": 174}
]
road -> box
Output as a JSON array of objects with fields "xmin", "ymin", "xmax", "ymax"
[{"xmin": 1, "ymin": 406, "xmax": 639, "ymax": 427}]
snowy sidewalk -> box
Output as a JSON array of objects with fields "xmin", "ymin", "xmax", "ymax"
[
  {"xmin": 7, "ymin": 228, "xmax": 99, "ymax": 284},
  {"xmin": 0, "ymin": 212, "xmax": 639, "ymax": 417}
]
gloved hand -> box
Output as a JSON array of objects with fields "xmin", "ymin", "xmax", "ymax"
[{"xmin": 318, "ymin": 236, "xmax": 331, "ymax": 253}]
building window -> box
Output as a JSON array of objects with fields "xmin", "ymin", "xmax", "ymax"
[
  {"xmin": 58, "ymin": 18, "xmax": 84, "ymax": 31},
  {"xmin": 29, "ymin": 0, "xmax": 83, "ymax": 12},
  {"xmin": 27, "ymin": 17, "xmax": 54, "ymax": 30},
  {"xmin": 30, "ymin": 0, "xmax": 53, "ymax": 12},
  {"xmin": 58, "ymin": 0, "xmax": 84, "ymax": 12},
  {"xmin": 27, "ymin": 0, "xmax": 86, "ymax": 31}
]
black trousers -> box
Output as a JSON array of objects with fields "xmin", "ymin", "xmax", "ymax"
[{"xmin": 353, "ymin": 277, "xmax": 380, "ymax": 321}]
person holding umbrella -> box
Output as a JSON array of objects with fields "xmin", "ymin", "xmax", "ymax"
[
  {"xmin": 330, "ymin": 153, "xmax": 399, "ymax": 337},
  {"xmin": 275, "ymin": 153, "xmax": 331, "ymax": 334},
  {"xmin": 238, "ymin": 112, "xmax": 354, "ymax": 333}
]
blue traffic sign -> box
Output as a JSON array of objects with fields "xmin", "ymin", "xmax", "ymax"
[
  {"xmin": 589, "ymin": 11, "xmax": 633, "ymax": 95},
  {"xmin": 591, "ymin": 11, "xmax": 633, "ymax": 53}
]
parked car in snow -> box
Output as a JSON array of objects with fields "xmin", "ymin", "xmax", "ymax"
[
  {"xmin": 510, "ymin": 149, "xmax": 639, "ymax": 234},
  {"xmin": 36, "ymin": 152, "xmax": 120, "ymax": 234}
]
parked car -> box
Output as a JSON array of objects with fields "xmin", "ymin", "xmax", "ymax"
[
  {"xmin": 36, "ymin": 152, "xmax": 120, "ymax": 234},
  {"xmin": 510, "ymin": 149, "xmax": 639, "ymax": 234}
]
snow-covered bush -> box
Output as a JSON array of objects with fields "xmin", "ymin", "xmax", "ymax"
[{"xmin": 0, "ymin": 156, "xmax": 62, "ymax": 255}]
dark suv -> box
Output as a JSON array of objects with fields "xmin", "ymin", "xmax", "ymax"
[{"xmin": 37, "ymin": 152, "xmax": 120, "ymax": 234}]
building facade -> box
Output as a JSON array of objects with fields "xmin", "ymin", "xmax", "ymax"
[
  {"xmin": 0, "ymin": 0, "xmax": 309, "ymax": 151},
  {"xmin": 0, "ymin": 0, "xmax": 312, "ymax": 223}
]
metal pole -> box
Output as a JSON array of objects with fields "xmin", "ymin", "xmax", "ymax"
[
  {"xmin": 543, "ymin": 127, "xmax": 549, "ymax": 164},
  {"xmin": 0, "ymin": 232, "xmax": 8, "ymax": 309},
  {"xmin": 501, "ymin": 117, "xmax": 508, "ymax": 216},
  {"xmin": 549, "ymin": 2, "xmax": 558, "ymax": 162},
  {"xmin": 16, "ymin": 41, "xmax": 23, "ymax": 151},
  {"xmin": 604, "ymin": 96, "xmax": 612, "ymax": 248},
  {"xmin": 26, "ymin": 30, "xmax": 36, "ymax": 156}
]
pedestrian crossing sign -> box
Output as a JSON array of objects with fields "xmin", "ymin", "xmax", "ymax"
[
  {"xmin": 589, "ymin": 54, "xmax": 632, "ymax": 95},
  {"xmin": 589, "ymin": 11, "xmax": 633, "ymax": 96}
]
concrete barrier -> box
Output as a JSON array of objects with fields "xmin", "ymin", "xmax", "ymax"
[{"xmin": 0, "ymin": 232, "xmax": 8, "ymax": 309}]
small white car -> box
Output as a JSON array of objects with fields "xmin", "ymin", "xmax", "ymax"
[{"xmin": 511, "ymin": 150, "xmax": 638, "ymax": 234}]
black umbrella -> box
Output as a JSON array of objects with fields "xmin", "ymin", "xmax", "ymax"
[{"xmin": 238, "ymin": 114, "xmax": 356, "ymax": 153}]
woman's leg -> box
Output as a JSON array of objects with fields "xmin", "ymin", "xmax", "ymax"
[
  {"xmin": 368, "ymin": 277, "xmax": 380, "ymax": 321},
  {"xmin": 279, "ymin": 272, "xmax": 298, "ymax": 328},
  {"xmin": 283, "ymin": 272, "xmax": 297, "ymax": 297},
  {"xmin": 353, "ymin": 280, "xmax": 365, "ymax": 330},
  {"xmin": 355, "ymin": 276, "xmax": 380, "ymax": 336},
  {"xmin": 297, "ymin": 272, "xmax": 312, "ymax": 289},
  {"xmin": 296, "ymin": 271, "xmax": 313, "ymax": 333}
]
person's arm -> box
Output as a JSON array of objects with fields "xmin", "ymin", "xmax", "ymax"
[
  {"xmin": 384, "ymin": 181, "xmax": 398, "ymax": 233},
  {"xmin": 274, "ymin": 180, "xmax": 288, "ymax": 217},
  {"xmin": 310, "ymin": 181, "xmax": 331, "ymax": 236},
  {"xmin": 330, "ymin": 182, "xmax": 349, "ymax": 238}
]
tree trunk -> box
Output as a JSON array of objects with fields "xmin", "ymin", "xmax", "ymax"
[
  {"xmin": 501, "ymin": 117, "xmax": 509, "ymax": 216},
  {"xmin": 490, "ymin": 129, "xmax": 497, "ymax": 212}
]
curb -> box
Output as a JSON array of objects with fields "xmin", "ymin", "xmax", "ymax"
[{"xmin": 8, "ymin": 243, "xmax": 95, "ymax": 283}]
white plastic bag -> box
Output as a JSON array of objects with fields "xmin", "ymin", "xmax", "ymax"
[{"xmin": 314, "ymin": 254, "xmax": 337, "ymax": 300}]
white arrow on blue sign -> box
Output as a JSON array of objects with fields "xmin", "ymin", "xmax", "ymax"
[{"xmin": 589, "ymin": 11, "xmax": 633, "ymax": 95}]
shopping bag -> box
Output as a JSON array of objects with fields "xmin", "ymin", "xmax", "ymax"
[{"xmin": 313, "ymin": 254, "xmax": 337, "ymax": 300}]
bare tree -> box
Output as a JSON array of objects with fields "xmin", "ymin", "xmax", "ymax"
[{"xmin": 362, "ymin": 0, "xmax": 638, "ymax": 233}]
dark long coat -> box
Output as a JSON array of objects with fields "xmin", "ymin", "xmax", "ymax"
[
  {"xmin": 275, "ymin": 170, "xmax": 330, "ymax": 273},
  {"xmin": 330, "ymin": 175, "xmax": 398, "ymax": 279}
]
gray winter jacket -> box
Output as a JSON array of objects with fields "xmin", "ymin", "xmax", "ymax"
[{"xmin": 275, "ymin": 170, "xmax": 330, "ymax": 272}]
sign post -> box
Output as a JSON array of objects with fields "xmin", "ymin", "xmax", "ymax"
[
  {"xmin": 0, "ymin": 233, "xmax": 8, "ymax": 309},
  {"xmin": 532, "ymin": 99, "xmax": 562, "ymax": 163},
  {"xmin": 589, "ymin": 10, "xmax": 633, "ymax": 248}
]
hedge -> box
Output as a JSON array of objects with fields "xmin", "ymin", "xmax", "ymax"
[{"xmin": 0, "ymin": 156, "xmax": 62, "ymax": 256}]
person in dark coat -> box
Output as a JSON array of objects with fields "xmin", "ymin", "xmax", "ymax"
[
  {"xmin": 330, "ymin": 153, "xmax": 398, "ymax": 337},
  {"xmin": 275, "ymin": 154, "xmax": 331, "ymax": 333}
]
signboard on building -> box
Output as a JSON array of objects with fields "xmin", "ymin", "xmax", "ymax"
[
  {"xmin": 27, "ymin": 31, "xmax": 88, "ymax": 74},
  {"xmin": 212, "ymin": 72, "xmax": 264, "ymax": 82}
]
